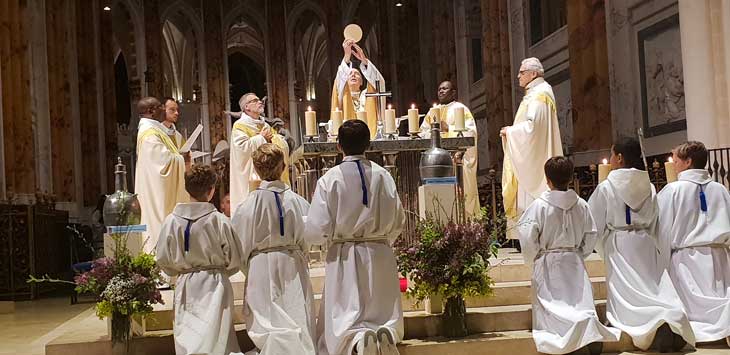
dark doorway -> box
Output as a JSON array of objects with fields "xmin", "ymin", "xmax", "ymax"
[
  {"xmin": 114, "ymin": 53, "xmax": 131, "ymax": 126},
  {"xmin": 227, "ymin": 52, "xmax": 265, "ymax": 116}
]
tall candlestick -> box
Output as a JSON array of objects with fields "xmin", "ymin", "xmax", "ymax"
[
  {"xmin": 384, "ymin": 104, "xmax": 396, "ymax": 134},
  {"xmin": 331, "ymin": 107, "xmax": 343, "ymax": 136},
  {"xmin": 665, "ymin": 157, "xmax": 678, "ymax": 183},
  {"xmin": 305, "ymin": 107, "xmax": 317, "ymax": 137},
  {"xmin": 454, "ymin": 107, "xmax": 465, "ymax": 131},
  {"xmin": 408, "ymin": 104, "xmax": 419, "ymax": 133},
  {"xmin": 598, "ymin": 158, "xmax": 611, "ymax": 183},
  {"xmin": 356, "ymin": 110, "xmax": 367, "ymax": 122}
]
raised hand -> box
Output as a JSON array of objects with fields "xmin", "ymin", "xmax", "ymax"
[
  {"xmin": 261, "ymin": 127, "xmax": 273, "ymax": 142},
  {"xmin": 352, "ymin": 44, "xmax": 368, "ymax": 66},
  {"xmin": 342, "ymin": 39, "xmax": 355, "ymax": 63}
]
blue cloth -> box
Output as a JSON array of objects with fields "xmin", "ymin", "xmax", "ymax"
[
  {"xmin": 351, "ymin": 160, "xmax": 368, "ymax": 206},
  {"xmin": 274, "ymin": 191, "xmax": 285, "ymax": 236},
  {"xmin": 625, "ymin": 205, "xmax": 632, "ymax": 225},
  {"xmin": 184, "ymin": 219, "xmax": 193, "ymax": 253}
]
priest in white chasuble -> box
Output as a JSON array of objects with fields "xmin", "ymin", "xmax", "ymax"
[
  {"xmin": 657, "ymin": 141, "xmax": 730, "ymax": 344},
  {"xmin": 419, "ymin": 80, "xmax": 480, "ymax": 217},
  {"xmin": 134, "ymin": 97, "xmax": 190, "ymax": 253},
  {"xmin": 501, "ymin": 57, "xmax": 563, "ymax": 238},
  {"xmin": 331, "ymin": 39, "xmax": 385, "ymax": 139},
  {"xmin": 230, "ymin": 93, "xmax": 291, "ymax": 212},
  {"xmin": 162, "ymin": 97, "xmax": 185, "ymax": 149}
]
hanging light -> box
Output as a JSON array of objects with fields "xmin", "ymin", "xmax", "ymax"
[
  {"xmin": 103, "ymin": 6, "xmax": 111, "ymax": 11},
  {"xmin": 395, "ymin": 2, "xmax": 403, "ymax": 7}
]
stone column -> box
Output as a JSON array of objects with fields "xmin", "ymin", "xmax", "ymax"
[
  {"xmin": 29, "ymin": 0, "xmax": 52, "ymax": 194},
  {"xmin": 0, "ymin": 51, "xmax": 4, "ymax": 201},
  {"xmin": 76, "ymin": 0, "xmax": 102, "ymax": 206},
  {"xmin": 1, "ymin": 0, "xmax": 36, "ymax": 199},
  {"xmin": 143, "ymin": 0, "xmax": 164, "ymax": 98},
  {"xmin": 566, "ymin": 0, "xmax": 612, "ymax": 152},
  {"xmin": 266, "ymin": 0, "xmax": 289, "ymax": 124},
  {"xmin": 678, "ymin": 0, "xmax": 730, "ymax": 148},
  {"xmin": 481, "ymin": 0, "xmax": 512, "ymax": 166},
  {"xmin": 202, "ymin": 0, "xmax": 227, "ymax": 147}
]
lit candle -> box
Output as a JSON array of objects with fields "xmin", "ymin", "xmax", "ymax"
[
  {"xmin": 305, "ymin": 106, "xmax": 317, "ymax": 137},
  {"xmin": 454, "ymin": 107, "xmax": 465, "ymax": 131},
  {"xmin": 384, "ymin": 104, "xmax": 396, "ymax": 134},
  {"xmin": 331, "ymin": 107, "xmax": 343, "ymax": 136},
  {"xmin": 356, "ymin": 110, "xmax": 367, "ymax": 122},
  {"xmin": 665, "ymin": 157, "xmax": 678, "ymax": 183},
  {"xmin": 598, "ymin": 158, "xmax": 611, "ymax": 183},
  {"xmin": 408, "ymin": 104, "xmax": 419, "ymax": 133},
  {"xmin": 428, "ymin": 103, "xmax": 440, "ymax": 124}
]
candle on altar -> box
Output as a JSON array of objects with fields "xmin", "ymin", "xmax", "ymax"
[
  {"xmin": 384, "ymin": 104, "xmax": 396, "ymax": 134},
  {"xmin": 408, "ymin": 104, "xmax": 419, "ymax": 133},
  {"xmin": 598, "ymin": 158, "xmax": 611, "ymax": 183},
  {"xmin": 331, "ymin": 107, "xmax": 343, "ymax": 136},
  {"xmin": 356, "ymin": 110, "xmax": 367, "ymax": 122},
  {"xmin": 665, "ymin": 157, "xmax": 678, "ymax": 183},
  {"xmin": 428, "ymin": 103, "xmax": 440, "ymax": 124},
  {"xmin": 305, "ymin": 106, "xmax": 317, "ymax": 136},
  {"xmin": 454, "ymin": 106, "xmax": 465, "ymax": 131}
]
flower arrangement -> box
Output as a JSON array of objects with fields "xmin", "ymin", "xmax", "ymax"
[
  {"xmin": 29, "ymin": 233, "xmax": 164, "ymax": 348},
  {"xmin": 395, "ymin": 205, "xmax": 503, "ymax": 338}
]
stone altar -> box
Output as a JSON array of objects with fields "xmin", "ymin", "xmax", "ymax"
[{"xmin": 291, "ymin": 136, "xmax": 475, "ymax": 245}]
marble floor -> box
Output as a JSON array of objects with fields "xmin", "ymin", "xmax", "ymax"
[{"xmin": 0, "ymin": 296, "xmax": 93, "ymax": 355}]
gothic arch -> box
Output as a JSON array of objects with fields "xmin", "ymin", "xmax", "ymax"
[
  {"xmin": 160, "ymin": 0, "xmax": 206, "ymax": 102},
  {"xmin": 111, "ymin": 0, "xmax": 146, "ymax": 84},
  {"xmin": 286, "ymin": 0, "xmax": 331, "ymax": 140}
]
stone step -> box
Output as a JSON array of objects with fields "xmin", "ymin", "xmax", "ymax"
[
  {"xmin": 46, "ymin": 315, "xmax": 646, "ymax": 355},
  {"xmin": 228, "ymin": 252, "xmax": 606, "ymax": 299},
  {"xmin": 146, "ymin": 281, "xmax": 607, "ymax": 336},
  {"xmin": 404, "ymin": 301, "xmax": 608, "ymax": 340},
  {"xmin": 398, "ymin": 330, "xmax": 640, "ymax": 355}
]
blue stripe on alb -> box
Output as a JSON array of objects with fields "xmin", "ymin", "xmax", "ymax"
[
  {"xmin": 184, "ymin": 219, "xmax": 193, "ymax": 253},
  {"xmin": 274, "ymin": 191, "xmax": 285, "ymax": 236},
  {"xmin": 699, "ymin": 186, "xmax": 708, "ymax": 213},
  {"xmin": 625, "ymin": 205, "xmax": 632, "ymax": 225},
  {"xmin": 354, "ymin": 160, "xmax": 368, "ymax": 206}
]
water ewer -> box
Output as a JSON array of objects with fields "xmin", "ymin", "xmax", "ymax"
[{"xmin": 103, "ymin": 157, "xmax": 142, "ymax": 226}]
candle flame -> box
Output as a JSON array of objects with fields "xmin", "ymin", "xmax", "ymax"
[
  {"xmin": 388, "ymin": 104, "xmax": 392, "ymax": 109},
  {"xmin": 307, "ymin": 106, "xmax": 312, "ymax": 111},
  {"xmin": 335, "ymin": 107, "xmax": 340, "ymax": 112},
  {"xmin": 411, "ymin": 104, "xmax": 416, "ymax": 109},
  {"xmin": 668, "ymin": 156, "xmax": 674, "ymax": 163},
  {"xmin": 602, "ymin": 159, "xmax": 608, "ymax": 165}
]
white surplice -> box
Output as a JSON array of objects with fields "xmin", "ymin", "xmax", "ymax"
[
  {"xmin": 419, "ymin": 101, "xmax": 481, "ymax": 217},
  {"xmin": 657, "ymin": 169, "xmax": 730, "ymax": 342},
  {"xmin": 335, "ymin": 59, "xmax": 386, "ymax": 113},
  {"xmin": 304, "ymin": 155, "xmax": 406, "ymax": 355},
  {"xmin": 502, "ymin": 78, "xmax": 563, "ymax": 238},
  {"xmin": 518, "ymin": 190, "xmax": 621, "ymax": 354},
  {"xmin": 588, "ymin": 169, "xmax": 695, "ymax": 350},
  {"xmin": 231, "ymin": 181, "xmax": 316, "ymax": 355},
  {"xmin": 135, "ymin": 117, "xmax": 189, "ymax": 253},
  {"xmin": 156, "ymin": 202, "xmax": 242, "ymax": 355}
]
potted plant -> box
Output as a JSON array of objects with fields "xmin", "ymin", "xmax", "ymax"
[{"xmin": 395, "ymin": 206, "xmax": 502, "ymax": 338}]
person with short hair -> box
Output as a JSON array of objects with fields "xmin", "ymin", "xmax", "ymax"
[
  {"xmin": 135, "ymin": 96, "xmax": 190, "ymax": 253},
  {"xmin": 156, "ymin": 164, "xmax": 242, "ymax": 355},
  {"xmin": 657, "ymin": 141, "xmax": 730, "ymax": 345},
  {"xmin": 229, "ymin": 93, "xmax": 291, "ymax": 213},
  {"xmin": 161, "ymin": 97, "xmax": 185, "ymax": 149},
  {"xmin": 519, "ymin": 156, "xmax": 620, "ymax": 355},
  {"xmin": 305, "ymin": 119, "xmax": 405, "ymax": 355},
  {"xmin": 588, "ymin": 138, "xmax": 695, "ymax": 352},
  {"xmin": 501, "ymin": 57, "xmax": 563, "ymax": 242},
  {"xmin": 232, "ymin": 144, "xmax": 315, "ymax": 354}
]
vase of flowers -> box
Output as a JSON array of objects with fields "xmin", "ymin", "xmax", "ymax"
[
  {"xmin": 30, "ymin": 232, "xmax": 163, "ymax": 353},
  {"xmin": 395, "ymin": 206, "xmax": 502, "ymax": 338}
]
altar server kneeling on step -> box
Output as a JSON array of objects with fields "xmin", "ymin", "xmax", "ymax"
[
  {"xmin": 232, "ymin": 143, "xmax": 316, "ymax": 355},
  {"xmin": 518, "ymin": 156, "xmax": 621, "ymax": 355},
  {"xmin": 305, "ymin": 119, "xmax": 406, "ymax": 355},
  {"xmin": 588, "ymin": 138, "xmax": 696, "ymax": 352},
  {"xmin": 156, "ymin": 164, "xmax": 243, "ymax": 355}
]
